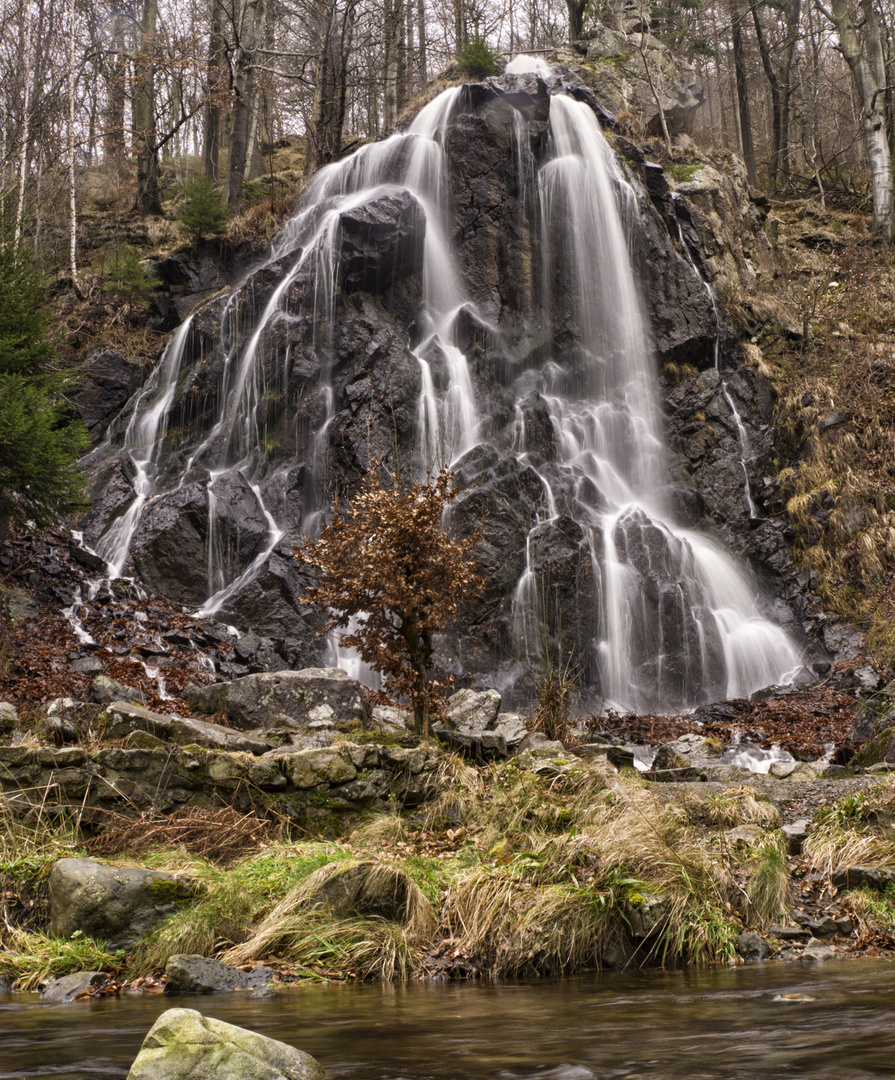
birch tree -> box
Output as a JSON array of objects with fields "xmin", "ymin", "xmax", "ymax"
[{"xmin": 821, "ymin": 0, "xmax": 895, "ymax": 242}]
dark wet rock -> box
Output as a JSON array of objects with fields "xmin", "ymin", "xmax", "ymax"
[
  {"xmin": 737, "ymin": 930, "xmax": 770, "ymax": 961},
  {"xmin": 164, "ymin": 955, "xmax": 274, "ymax": 995},
  {"xmin": 188, "ymin": 668, "xmax": 370, "ymax": 731},
  {"xmin": 804, "ymin": 916, "xmax": 840, "ymax": 938},
  {"xmin": 818, "ymin": 408, "xmax": 852, "ymax": 432},
  {"xmin": 574, "ymin": 743, "xmax": 636, "ymax": 769},
  {"xmin": 155, "ymin": 240, "xmax": 230, "ymax": 297},
  {"xmin": 49, "ymin": 858, "xmax": 199, "ymax": 949},
  {"xmin": 768, "ymin": 925, "xmax": 812, "ymax": 941},
  {"xmin": 41, "ymin": 971, "xmax": 107, "ymax": 1003},
  {"xmin": 851, "ymin": 725, "xmax": 895, "ymax": 767},
  {"xmin": 647, "ymin": 766, "xmax": 707, "ymax": 782},
  {"xmin": 102, "ymin": 701, "xmax": 272, "ymax": 754},
  {"xmin": 126, "ymin": 1007, "xmax": 327, "ymax": 1080},
  {"xmin": 75, "ymin": 349, "xmax": 147, "ymax": 443},
  {"xmin": 850, "ymin": 680, "xmax": 895, "ymax": 742},
  {"xmin": 128, "ymin": 473, "xmax": 270, "ymax": 607},
  {"xmin": 338, "ymin": 189, "xmax": 426, "ymax": 294}
]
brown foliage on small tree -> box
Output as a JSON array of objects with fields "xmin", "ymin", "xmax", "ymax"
[{"xmin": 294, "ymin": 468, "xmax": 482, "ymax": 740}]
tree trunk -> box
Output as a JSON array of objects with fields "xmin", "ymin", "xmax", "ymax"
[
  {"xmin": 383, "ymin": 0, "xmax": 402, "ymax": 129},
  {"xmin": 566, "ymin": 0, "xmax": 587, "ymax": 40},
  {"xmin": 416, "ymin": 0, "xmax": 427, "ymax": 85},
  {"xmin": 68, "ymin": 0, "xmax": 80, "ymax": 292},
  {"xmin": 730, "ymin": 1, "xmax": 756, "ymax": 186},
  {"xmin": 133, "ymin": 0, "xmax": 162, "ymax": 215},
  {"xmin": 825, "ymin": 0, "xmax": 895, "ymax": 242},
  {"xmin": 307, "ymin": 0, "xmax": 357, "ymax": 173},
  {"xmin": 227, "ymin": 0, "xmax": 269, "ymax": 206},
  {"xmin": 204, "ymin": 0, "xmax": 226, "ymax": 181},
  {"xmin": 14, "ymin": 12, "xmax": 34, "ymax": 248}
]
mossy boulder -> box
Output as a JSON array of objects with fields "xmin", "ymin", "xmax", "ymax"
[
  {"xmin": 49, "ymin": 858, "xmax": 201, "ymax": 949},
  {"xmin": 126, "ymin": 1008, "xmax": 326, "ymax": 1080},
  {"xmin": 852, "ymin": 726, "xmax": 895, "ymax": 768}
]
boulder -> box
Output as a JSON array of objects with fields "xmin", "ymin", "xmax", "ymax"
[
  {"xmin": 126, "ymin": 1008, "xmax": 326, "ymax": 1080},
  {"xmin": 338, "ymin": 189, "xmax": 426, "ymax": 293},
  {"xmin": 301, "ymin": 859, "xmax": 422, "ymax": 923},
  {"xmin": 129, "ymin": 473, "xmax": 271, "ymax": 606},
  {"xmin": 188, "ymin": 668, "xmax": 371, "ymax": 731},
  {"xmin": 849, "ymin": 680, "xmax": 895, "ymax": 743},
  {"xmin": 782, "ymin": 819, "xmax": 811, "ymax": 856},
  {"xmin": 102, "ymin": 702, "xmax": 271, "ymax": 754},
  {"xmin": 444, "ymin": 688, "xmax": 501, "ymax": 732},
  {"xmin": 800, "ymin": 937, "xmax": 837, "ymax": 962},
  {"xmin": 164, "ymin": 956, "xmax": 274, "ymax": 995},
  {"xmin": 851, "ymin": 724, "xmax": 895, "ymax": 768},
  {"xmin": 89, "ymin": 676, "xmax": 147, "ymax": 706},
  {"xmin": 75, "ymin": 348, "xmax": 146, "ymax": 443},
  {"xmin": 736, "ymin": 930, "xmax": 770, "ymax": 961},
  {"xmin": 49, "ymin": 858, "xmax": 199, "ymax": 948},
  {"xmin": 266, "ymin": 746, "xmax": 357, "ymax": 788},
  {"xmin": 0, "ymin": 701, "xmax": 17, "ymax": 737},
  {"xmin": 41, "ymin": 971, "xmax": 107, "ymax": 1003},
  {"xmin": 831, "ymin": 866, "xmax": 895, "ymax": 891}
]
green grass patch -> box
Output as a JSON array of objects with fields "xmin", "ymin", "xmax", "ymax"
[{"xmin": 0, "ymin": 929, "xmax": 126, "ymax": 991}]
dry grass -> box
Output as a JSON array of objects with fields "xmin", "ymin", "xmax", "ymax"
[
  {"xmin": 443, "ymin": 870, "xmax": 614, "ymax": 977},
  {"xmin": 804, "ymin": 780, "xmax": 895, "ymax": 876},
  {"xmin": 744, "ymin": 833, "xmax": 792, "ymax": 928},
  {"xmin": 86, "ymin": 807, "xmax": 274, "ymax": 863},
  {"xmin": 223, "ymin": 859, "xmax": 435, "ymax": 976},
  {"xmin": 681, "ymin": 786, "xmax": 781, "ymax": 830}
]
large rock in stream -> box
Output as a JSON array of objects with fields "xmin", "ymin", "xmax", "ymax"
[{"xmin": 126, "ymin": 1008, "xmax": 326, "ymax": 1080}]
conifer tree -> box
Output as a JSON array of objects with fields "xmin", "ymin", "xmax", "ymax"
[{"xmin": 0, "ymin": 240, "xmax": 88, "ymax": 543}]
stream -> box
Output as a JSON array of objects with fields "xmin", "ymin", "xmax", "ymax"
[{"xmin": 3, "ymin": 962, "xmax": 895, "ymax": 1079}]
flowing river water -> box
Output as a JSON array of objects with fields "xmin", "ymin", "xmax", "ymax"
[{"xmin": 4, "ymin": 962, "xmax": 895, "ymax": 1079}]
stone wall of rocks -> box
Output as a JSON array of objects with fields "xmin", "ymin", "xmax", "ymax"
[{"xmin": 0, "ymin": 740, "xmax": 441, "ymax": 830}]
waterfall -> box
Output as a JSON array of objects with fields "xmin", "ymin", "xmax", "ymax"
[{"xmin": 91, "ymin": 63, "xmax": 801, "ymax": 712}]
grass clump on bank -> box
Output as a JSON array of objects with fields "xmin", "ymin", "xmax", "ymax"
[
  {"xmin": 129, "ymin": 843, "xmax": 353, "ymax": 975},
  {"xmin": 804, "ymin": 780, "xmax": 895, "ymax": 876}
]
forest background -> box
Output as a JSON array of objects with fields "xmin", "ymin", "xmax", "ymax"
[{"xmin": 3, "ymin": 0, "xmax": 895, "ymax": 276}]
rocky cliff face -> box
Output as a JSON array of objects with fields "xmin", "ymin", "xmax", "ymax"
[{"xmin": 81, "ymin": 65, "xmax": 829, "ymax": 709}]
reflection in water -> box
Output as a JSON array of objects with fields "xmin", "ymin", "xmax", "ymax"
[{"xmin": 3, "ymin": 963, "xmax": 895, "ymax": 1079}]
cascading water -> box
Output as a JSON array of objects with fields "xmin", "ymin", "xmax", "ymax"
[{"xmin": 88, "ymin": 61, "xmax": 802, "ymax": 712}]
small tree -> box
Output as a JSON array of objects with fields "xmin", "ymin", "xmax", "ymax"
[
  {"xmin": 103, "ymin": 247, "xmax": 161, "ymax": 311},
  {"xmin": 178, "ymin": 176, "xmax": 230, "ymax": 242},
  {"xmin": 295, "ymin": 469, "xmax": 482, "ymax": 740},
  {"xmin": 456, "ymin": 37, "xmax": 499, "ymax": 79},
  {"xmin": 0, "ymin": 240, "xmax": 88, "ymax": 543}
]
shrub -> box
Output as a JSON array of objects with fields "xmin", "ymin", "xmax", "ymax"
[{"xmin": 294, "ymin": 468, "xmax": 482, "ymax": 740}]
